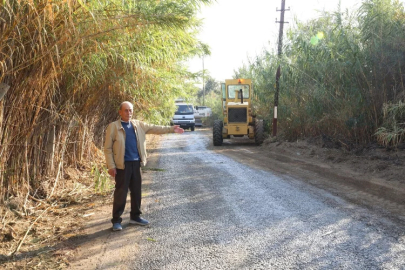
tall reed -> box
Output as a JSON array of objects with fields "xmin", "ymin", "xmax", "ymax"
[
  {"xmin": 0, "ymin": 0, "xmax": 211, "ymax": 201},
  {"xmin": 235, "ymin": 0, "xmax": 405, "ymax": 146}
]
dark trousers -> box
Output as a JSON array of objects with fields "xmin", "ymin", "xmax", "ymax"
[{"xmin": 111, "ymin": 160, "xmax": 142, "ymax": 224}]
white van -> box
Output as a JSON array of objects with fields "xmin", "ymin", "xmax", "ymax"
[
  {"xmin": 171, "ymin": 102, "xmax": 195, "ymax": 131},
  {"xmin": 194, "ymin": 106, "xmax": 212, "ymax": 127}
]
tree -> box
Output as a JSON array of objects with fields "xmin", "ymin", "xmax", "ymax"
[
  {"xmin": 234, "ymin": 0, "xmax": 405, "ymax": 145},
  {"xmin": 197, "ymin": 76, "xmax": 219, "ymax": 104}
]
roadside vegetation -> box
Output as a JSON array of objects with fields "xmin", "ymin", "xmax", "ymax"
[
  {"xmin": 1, "ymin": 0, "xmax": 404, "ymax": 267},
  {"xmin": 194, "ymin": 75, "xmax": 222, "ymax": 126},
  {"xmin": 234, "ymin": 0, "xmax": 405, "ymax": 148},
  {"xmin": 0, "ymin": 0, "xmax": 211, "ymax": 265}
]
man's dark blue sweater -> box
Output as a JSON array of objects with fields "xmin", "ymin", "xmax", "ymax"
[{"xmin": 121, "ymin": 121, "xmax": 140, "ymax": 161}]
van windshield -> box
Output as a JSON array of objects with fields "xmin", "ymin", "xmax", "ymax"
[{"xmin": 175, "ymin": 104, "xmax": 194, "ymax": 115}]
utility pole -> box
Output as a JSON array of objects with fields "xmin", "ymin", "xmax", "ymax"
[
  {"xmin": 273, "ymin": 0, "xmax": 289, "ymax": 137},
  {"xmin": 202, "ymin": 57, "xmax": 205, "ymax": 106}
]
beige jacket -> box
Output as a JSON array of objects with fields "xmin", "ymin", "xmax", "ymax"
[{"xmin": 104, "ymin": 119, "xmax": 175, "ymax": 169}]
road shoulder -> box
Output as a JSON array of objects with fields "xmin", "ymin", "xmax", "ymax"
[{"xmin": 67, "ymin": 135, "xmax": 162, "ymax": 269}]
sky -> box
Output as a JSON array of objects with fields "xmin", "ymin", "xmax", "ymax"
[{"xmin": 187, "ymin": 0, "xmax": 365, "ymax": 83}]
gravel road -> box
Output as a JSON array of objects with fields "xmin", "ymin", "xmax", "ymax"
[
  {"xmin": 125, "ymin": 129, "xmax": 405, "ymax": 269},
  {"xmin": 69, "ymin": 128, "xmax": 405, "ymax": 269}
]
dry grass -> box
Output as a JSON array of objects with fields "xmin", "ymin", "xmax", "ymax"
[
  {"xmin": 0, "ymin": 162, "xmax": 113, "ymax": 269},
  {"xmin": 0, "ymin": 133, "xmax": 161, "ymax": 268},
  {"xmin": 0, "ymin": 138, "xmax": 112, "ymax": 268}
]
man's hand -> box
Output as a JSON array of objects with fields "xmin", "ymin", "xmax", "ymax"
[
  {"xmin": 108, "ymin": 168, "xmax": 117, "ymax": 177},
  {"xmin": 173, "ymin": 125, "xmax": 184, "ymax": 134}
]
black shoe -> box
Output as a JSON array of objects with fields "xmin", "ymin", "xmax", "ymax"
[
  {"xmin": 129, "ymin": 217, "xmax": 149, "ymax": 226},
  {"xmin": 112, "ymin": 223, "xmax": 122, "ymax": 231}
]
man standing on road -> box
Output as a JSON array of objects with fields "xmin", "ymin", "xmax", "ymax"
[{"xmin": 104, "ymin": 101, "xmax": 184, "ymax": 231}]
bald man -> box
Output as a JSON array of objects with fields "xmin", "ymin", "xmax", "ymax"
[{"xmin": 104, "ymin": 101, "xmax": 184, "ymax": 231}]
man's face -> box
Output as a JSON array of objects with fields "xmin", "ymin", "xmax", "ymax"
[{"xmin": 119, "ymin": 103, "xmax": 133, "ymax": 122}]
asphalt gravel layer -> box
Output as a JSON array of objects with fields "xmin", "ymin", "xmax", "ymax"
[{"xmin": 111, "ymin": 129, "xmax": 405, "ymax": 269}]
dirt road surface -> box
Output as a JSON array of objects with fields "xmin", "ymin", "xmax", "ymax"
[{"xmin": 69, "ymin": 128, "xmax": 405, "ymax": 269}]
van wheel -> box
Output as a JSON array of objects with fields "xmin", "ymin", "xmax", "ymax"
[
  {"xmin": 191, "ymin": 126, "xmax": 195, "ymax": 131},
  {"xmin": 213, "ymin": 120, "xmax": 223, "ymax": 146}
]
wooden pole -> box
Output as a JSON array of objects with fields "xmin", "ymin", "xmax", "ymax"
[
  {"xmin": 273, "ymin": 1, "xmax": 289, "ymax": 137},
  {"xmin": 202, "ymin": 57, "xmax": 205, "ymax": 106}
]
